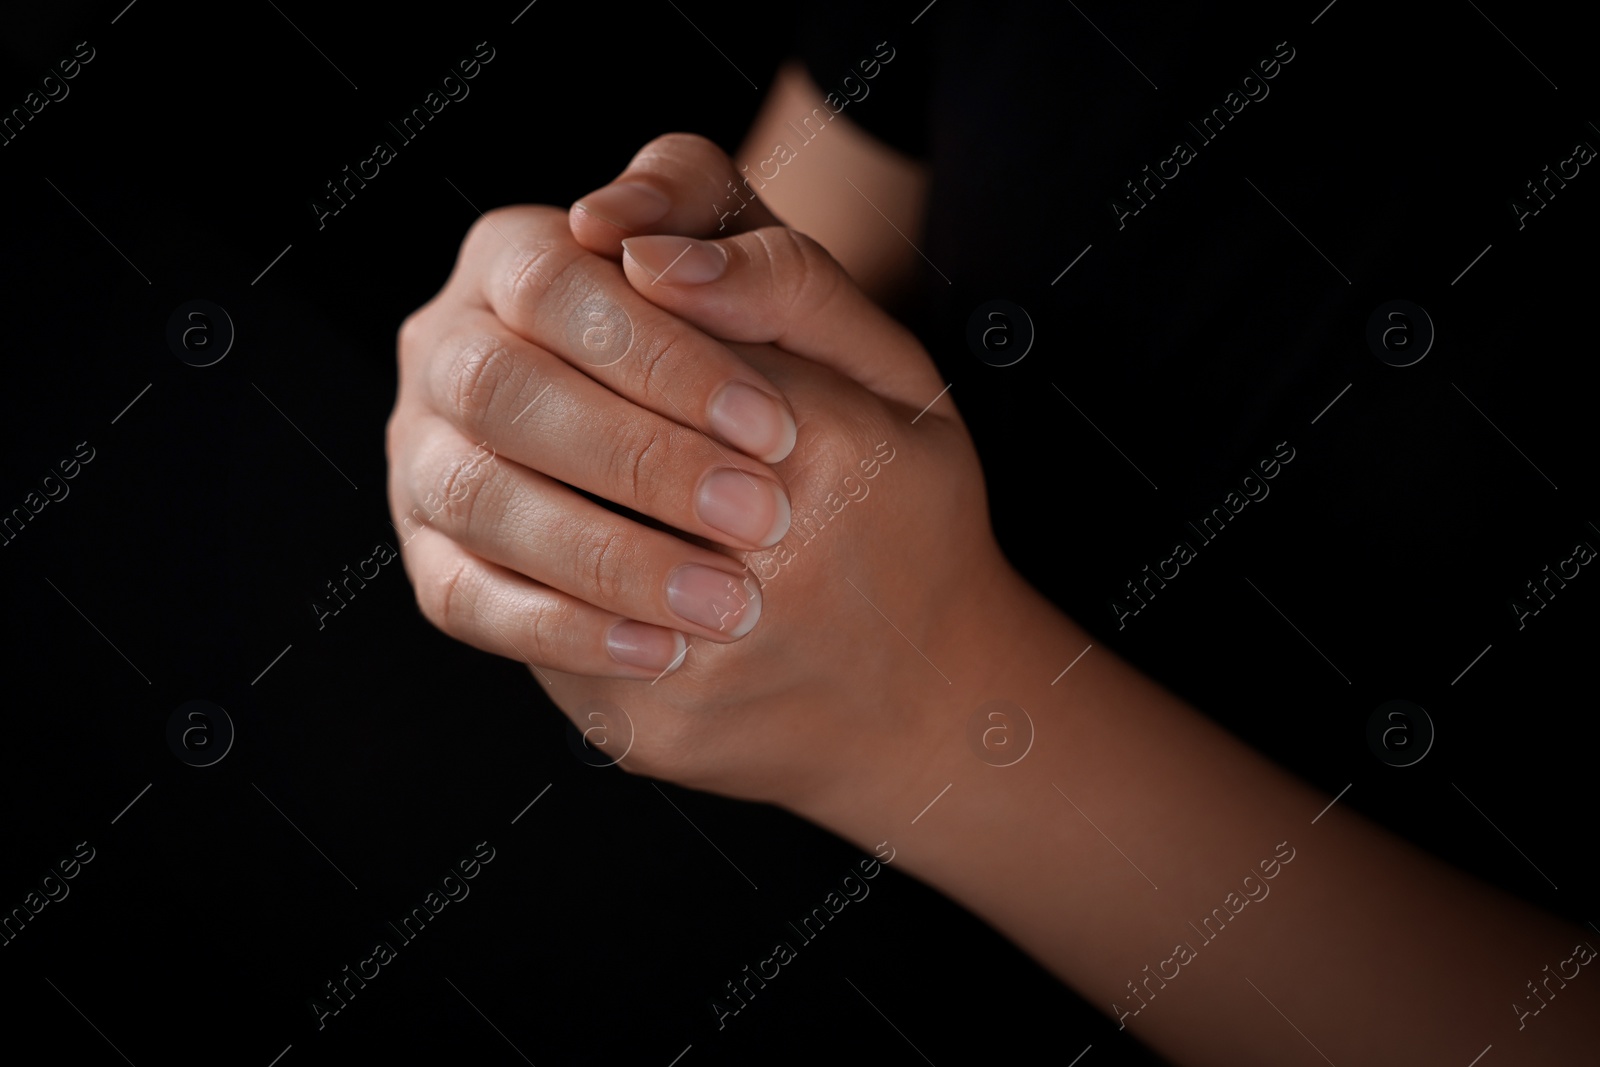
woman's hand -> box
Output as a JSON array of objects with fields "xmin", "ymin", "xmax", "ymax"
[
  {"xmin": 387, "ymin": 175, "xmax": 807, "ymax": 679},
  {"xmin": 389, "ymin": 134, "xmax": 1015, "ymax": 813}
]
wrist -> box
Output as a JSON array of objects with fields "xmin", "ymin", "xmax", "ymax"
[{"xmin": 782, "ymin": 555, "xmax": 1086, "ymax": 848}]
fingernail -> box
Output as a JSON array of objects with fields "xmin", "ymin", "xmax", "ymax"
[
  {"xmin": 709, "ymin": 382, "xmax": 798, "ymax": 463},
  {"xmin": 622, "ymin": 235, "xmax": 727, "ymax": 285},
  {"xmin": 666, "ymin": 565, "xmax": 763, "ymax": 637},
  {"xmin": 575, "ymin": 181, "xmax": 671, "ymax": 231},
  {"xmin": 605, "ymin": 620, "xmax": 686, "ymax": 672},
  {"xmin": 696, "ymin": 468, "xmax": 790, "ymax": 546}
]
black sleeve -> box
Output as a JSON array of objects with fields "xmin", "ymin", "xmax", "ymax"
[{"xmin": 794, "ymin": 8, "xmax": 931, "ymax": 160}]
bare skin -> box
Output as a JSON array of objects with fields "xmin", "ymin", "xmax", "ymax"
[{"xmin": 389, "ymin": 66, "xmax": 1598, "ymax": 1066}]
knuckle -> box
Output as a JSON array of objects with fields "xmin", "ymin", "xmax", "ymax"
[
  {"xmin": 521, "ymin": 596, "xmax": 566, "ymax": 667},
  {"xmin": 445, "ymin": 334, "xmax": 518, "ymax": 425},
  {"xmin": 572, "ymin": 526, "xmax": 630, "ymax": 604},
  {"xmin": 419, "ymin": 554, "xmax": 474, "ymax": 637},
  {"xmin": 502, "ymin": 240, "xmax": 563, "ymax": 307},
  {"xmin": 758, "ymin": 227, "xmax": 840, "ymax": 322},
  {"xmin": 630, "ymin": 326, "xmax": 687, "ymax": 403},
  {"xmin": 498, "ymin": 224, "xmax": 582, "ymax": 313},
  {"xmin": 610, "ymin": 420, "xmax": 672, "ymax": 507},
  {"xmin": 431, "ymin": 447, "xmax": 496, "ymax": 532}
]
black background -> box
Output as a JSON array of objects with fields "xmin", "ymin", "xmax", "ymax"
[{"xmin": 1, "ymin": 1, "xmax": 1595, "ymax": 1064}]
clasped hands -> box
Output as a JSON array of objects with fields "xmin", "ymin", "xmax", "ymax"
[{"xmin": 387, "ymin": 135, "xmax": 1014, "ymax": 814}]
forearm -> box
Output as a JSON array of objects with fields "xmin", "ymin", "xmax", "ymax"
[
  {"xmin": 791, "ymin": 564, "xmax": 1597, "ymax": 1066},
  {"xmin": 735, "ymin": 61, "xmax": 927, "ymax": 307}
]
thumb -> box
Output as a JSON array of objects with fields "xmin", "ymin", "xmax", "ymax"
[
  {"xmin": 616, "ymin": 227, "xmax": 945, "ymax": 414},
  {"xmin": 569, "ymin": 133, "xmax": 782, "ymax": 257}
]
